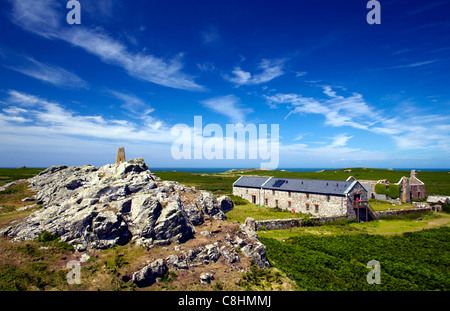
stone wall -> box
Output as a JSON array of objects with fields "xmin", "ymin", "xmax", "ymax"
[
  {"xmin": 260, "ymin": 188, "xmax": 347, "ymax": 217},
  {"xmin": 375, "ymin": 207, "xmax": 432, "ymax": 218},
  {"xmin": 233, "ymin": 186, "xmax": 262, "ymax": 205},
  {"xmin": 252, "ymin": 215, "xmax": 348, "ymax": 231}
]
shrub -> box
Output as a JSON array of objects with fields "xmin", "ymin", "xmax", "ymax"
[
  {"xmin": 386, "ymin": 184, "xmax": 400, "ymax": 199},
  {"xmin": 375, "ymin": 183, "xmax": 387, "ymax": 195},
  {"xmin": 37, "ymin": 231, "xmax": 59, "ymax": 243},
  {"xmin": 229, "ymin": 195, "xmax": 248, "ymax": 206},
  {"xmin": 301, "ymin": 215, "xmax": 318, "ymax": 227},
  {"xmin": 375, "ymin": 183, "xmax": 400, "ymax": 199}
]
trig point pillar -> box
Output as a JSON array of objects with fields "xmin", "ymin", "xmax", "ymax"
[{"xmin": 116, "ymin": 147, "xmax": 126, "ymax": 166}]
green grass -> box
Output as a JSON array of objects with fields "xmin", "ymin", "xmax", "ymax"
[
  {"xmin": 260, "ymin": 226, "xmax": 450, "ymax": 291},
  {"xmin": 153, "ymin": 171, "xmax": 237, "ymax": 194},
  {"xmin": 0, "ymin": 168, "xmax": 44, "ymax": 186},
  {"xmin": 368, "ymin": 199, "xmax": 415, "ymax": 211}
]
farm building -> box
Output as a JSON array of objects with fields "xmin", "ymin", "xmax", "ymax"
[
  {"xmin": 349, "ymin": 170, "xmax": 426, "ymax": 203},
  {"xmin": 233, "ymin": 176, "xmax": 369, "ymax": 219}
]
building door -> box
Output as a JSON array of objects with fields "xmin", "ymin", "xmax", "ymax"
[{"xmin": 252, "ymin": 195, "xmax": 256, "ymax": 204}]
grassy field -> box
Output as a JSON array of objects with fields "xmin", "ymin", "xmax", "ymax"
[
  {"xmin": 154, "ymin": 167, "xmax": 450, "ymax": 196},
  {"xmin": 0, "ymin": 168, "xmax": 44, "ymax": 186}
]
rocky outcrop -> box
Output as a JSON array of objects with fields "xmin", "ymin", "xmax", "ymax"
[
  {"xmin": 1, "ymin": 158, "xmax": 275, "ymax": 289},
  {"xmin": 0, "ymin": 159, "xmax": 232, "ymax": 251},
  {"xmin": 132, "ymin": 259, "xmax": 168, "ymax": 287}
]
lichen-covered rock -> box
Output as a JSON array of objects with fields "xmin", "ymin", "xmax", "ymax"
[
  {"xmin": 132, "ymin": 259, "xmax": 168, "ymax": 287},
  {"xmin": 153, "ymin": 200, "xmax": 195, "ymax": 244},
  {"xmin": 1, "ymin": 158, "xmax": 238, "ymax": 253}
]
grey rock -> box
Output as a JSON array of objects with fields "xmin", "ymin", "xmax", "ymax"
[
  {"xmin": 184, "ymin": 203, "xmax": 204, "ymax": 226},
  {"xmin": 153, "ymin": 200, "xmax": 195, "ymax": 244},
  {"xmin": 132, "ymin": 259, "xmax": 168, "ymax": 287},
  {"xmin": 128, "ymin": 195, "xmax": 162, "ymax": 238},
  {"xmin": 21, "ymin": 197, "xmax": 35, "ymax": 202},
  {"xmin": 91, "ymin": 210, "xmax": 131, "ymax": 249},
  {"xmin": 216, "ymin": 195, "xmax": 234, "ymax": 214},
  {"xmin": 200, "ymin": 272, "xmax": 214, "ymax": 284}
]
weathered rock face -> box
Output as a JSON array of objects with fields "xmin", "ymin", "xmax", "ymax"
[
  {"xmin": 0, "ymin": 159, "xmax": 234, "ymax": 252},
  {"xmin": 132, "ymin": 259, "xmax": 168, "ymax": 287}
]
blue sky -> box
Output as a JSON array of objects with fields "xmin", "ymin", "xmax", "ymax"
[{"xmin": 0, "ymin": 0, "xmax": 449, "ymax": 169}]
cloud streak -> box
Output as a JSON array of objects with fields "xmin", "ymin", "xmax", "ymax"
[
  {"xmin": 201, "ymin": 95, "xmax": 253, "ymax": 124},
  {"xmin": 5, "ymin": 56, "xmax": 88, "ymax": 89},
  {"xmin": 266, "ymin": 85, "xmax": 450, "ymax": 152},
  {"xmin": 8, "ymin": 0, "xmax": 205, "ymax": 91},
  {"xmin": 225, "ymin": 58, "xmax": 286, "ymax": 86},
  {"xmin": 1, "ymin": 90, "xmax": 174, "ymax": 143}
]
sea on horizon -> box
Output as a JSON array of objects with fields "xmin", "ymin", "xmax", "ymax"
[{"xmin": 150, "ymin": 167, "xmax": 450, "ymax": 173}]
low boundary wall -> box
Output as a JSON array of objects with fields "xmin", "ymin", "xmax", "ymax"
[
  {"xmin": 374, "ymin": 207, "xmax": 432, "ymax": 218},
  {"xmin": 253, "ymin": 215, "xmax": 347, "ymax": 231},
  {"xmin": 251, "ymin": 207, "xmax": 433, "ymax": 231}
]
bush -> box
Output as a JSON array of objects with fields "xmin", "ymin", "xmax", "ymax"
[
  {"xmin": 229, "ymin": 195, "xmax": 249, "ymax": 206},
  {"xmin": 36, "ymin": 231, "xmax": 59, "ymax": 243},
  {"xmin": 375, "ymin": 183, "xmax": 400, "ymax": 199},
  {"xmin": 375, "ymin": 183, "xmax": 387, "ymax": 195},
  {"xmin": 386, "ymin": 184, "xmax": 400, "ymax": 199},
  {"xmin": 301, "ymin": 215, "xmax": 319, "ymax": 227}
]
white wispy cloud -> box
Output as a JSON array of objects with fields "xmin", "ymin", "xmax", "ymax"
[
  {"xmin": 225, "ymin": 58, "xmax": 286, "ymax": 86},
  {"xmin": 5, "ymin": 56, "xmax": 88, "ymax": 89},
  {"xmin": 201, "ymin": 95, "xmax": 253, "ymax": 124},
  {"xmin": 1, "ymin": 90, "xmax": 174, "ymax": 143},
  {"xmin": 108, "ymin": 90, "xmax": 154, "ymax": 116},
  {"xmin": 266, "ymin": 85, "xmax": 450, "ymax": 152},
  {"xmin": 391, "ymin": 59, "xmax": 439, "ymax": 69},
  {"xmin": 328, "ymin": 134, "xmax": 353, "ymax": 148},
  {"xmin": 8, "ymin": 0, "xmax": 204, "ymax": 91},
  {"xmin": 267, "ymin": 86, "xmax": 378, "ymax": 130}
]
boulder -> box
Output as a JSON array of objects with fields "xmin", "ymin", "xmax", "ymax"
[
  {"xmin": 184, "ymin": 203, "xmax": 204, "ymax": 226},
  {"xmin": 128, "ymin": 195, "xmax": 162, "ymax": 239},
  {"xmin": 91, "ymin": 211, "xmax": 131, "ymax": 249},
  {"xmin": 153, "ymin": 200, "xmax": 195, "ymax": 244},
  {"xmin": 216, "ymin": 195, "xmax": 234, "ymax": 214},
  {"xmin": 200, "ymin": 272, "xmax": 214, "ymax": 284},
  {"xmin": 132, "ymin": 259, "xmax": 168, "ymax": 287}
]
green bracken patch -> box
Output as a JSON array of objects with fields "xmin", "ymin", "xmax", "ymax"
[{"xmin": 261, "ymin": 226, "xmax": 450, "ymax": 291}]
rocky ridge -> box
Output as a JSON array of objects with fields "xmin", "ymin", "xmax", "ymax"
[{"xmin": 0, "ymin": 158, "xmax": 269, "ymax": 287}]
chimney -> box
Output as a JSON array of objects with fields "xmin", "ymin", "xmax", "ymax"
[{"xmin": 411, "ymin": 170, "xmax": 417, "ymax": 179}]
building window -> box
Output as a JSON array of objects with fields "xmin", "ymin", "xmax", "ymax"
[
  {"xmin": 305, "ymin": 203, "xmax": 310, "ymax": 211},
  {"xmin": 306, "ymin": 193, "xmax": 310, "ymax": 199},
  {"xmin": 288, "ymin": 191, "xmax": 291, "ymax": 197},
  {"xmin": 315, "ymin": 204, "xmax": 319, "ymax": 213},
  {"xmin": 272, "ymin": 190, "xmax": 275, "ymax": 196},
  {"xmin": 327, "ymin": 195, "xmax": 330, "ymax": 202},
  {"xmin": 288, "ymin": 201, "xmax": 291, "ymax": 208},
  {"xmin": 246, "ymin": 189, "xmax": 248, "ymax": 194},
  {"xmin": 275, "ymin": 199, "xmax": 279, "ymax": 208},
  {"xmin": 264, "ymin": 198, "xmax": 268, "ymax": 206}
]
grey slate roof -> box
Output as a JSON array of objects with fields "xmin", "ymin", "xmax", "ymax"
[
  {"xmin": 234, "ymin": 176, "xmax": 356, "ymax": 196},
  {"xmin": 233, "ymin": 176, "xmax": 271, "ymax": 188}
]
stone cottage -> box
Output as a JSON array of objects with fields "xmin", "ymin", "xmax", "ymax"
[
  {"xmin": 397, "ymin": 170, "xmax": 426, "ymax": 203},
  {"xmin": 232, "ymin": 176, "xmax": 368, "ymax": 219},
  {"xmin": 352, "ymin": 170, "xmax": 426, "ymax": 203}
]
